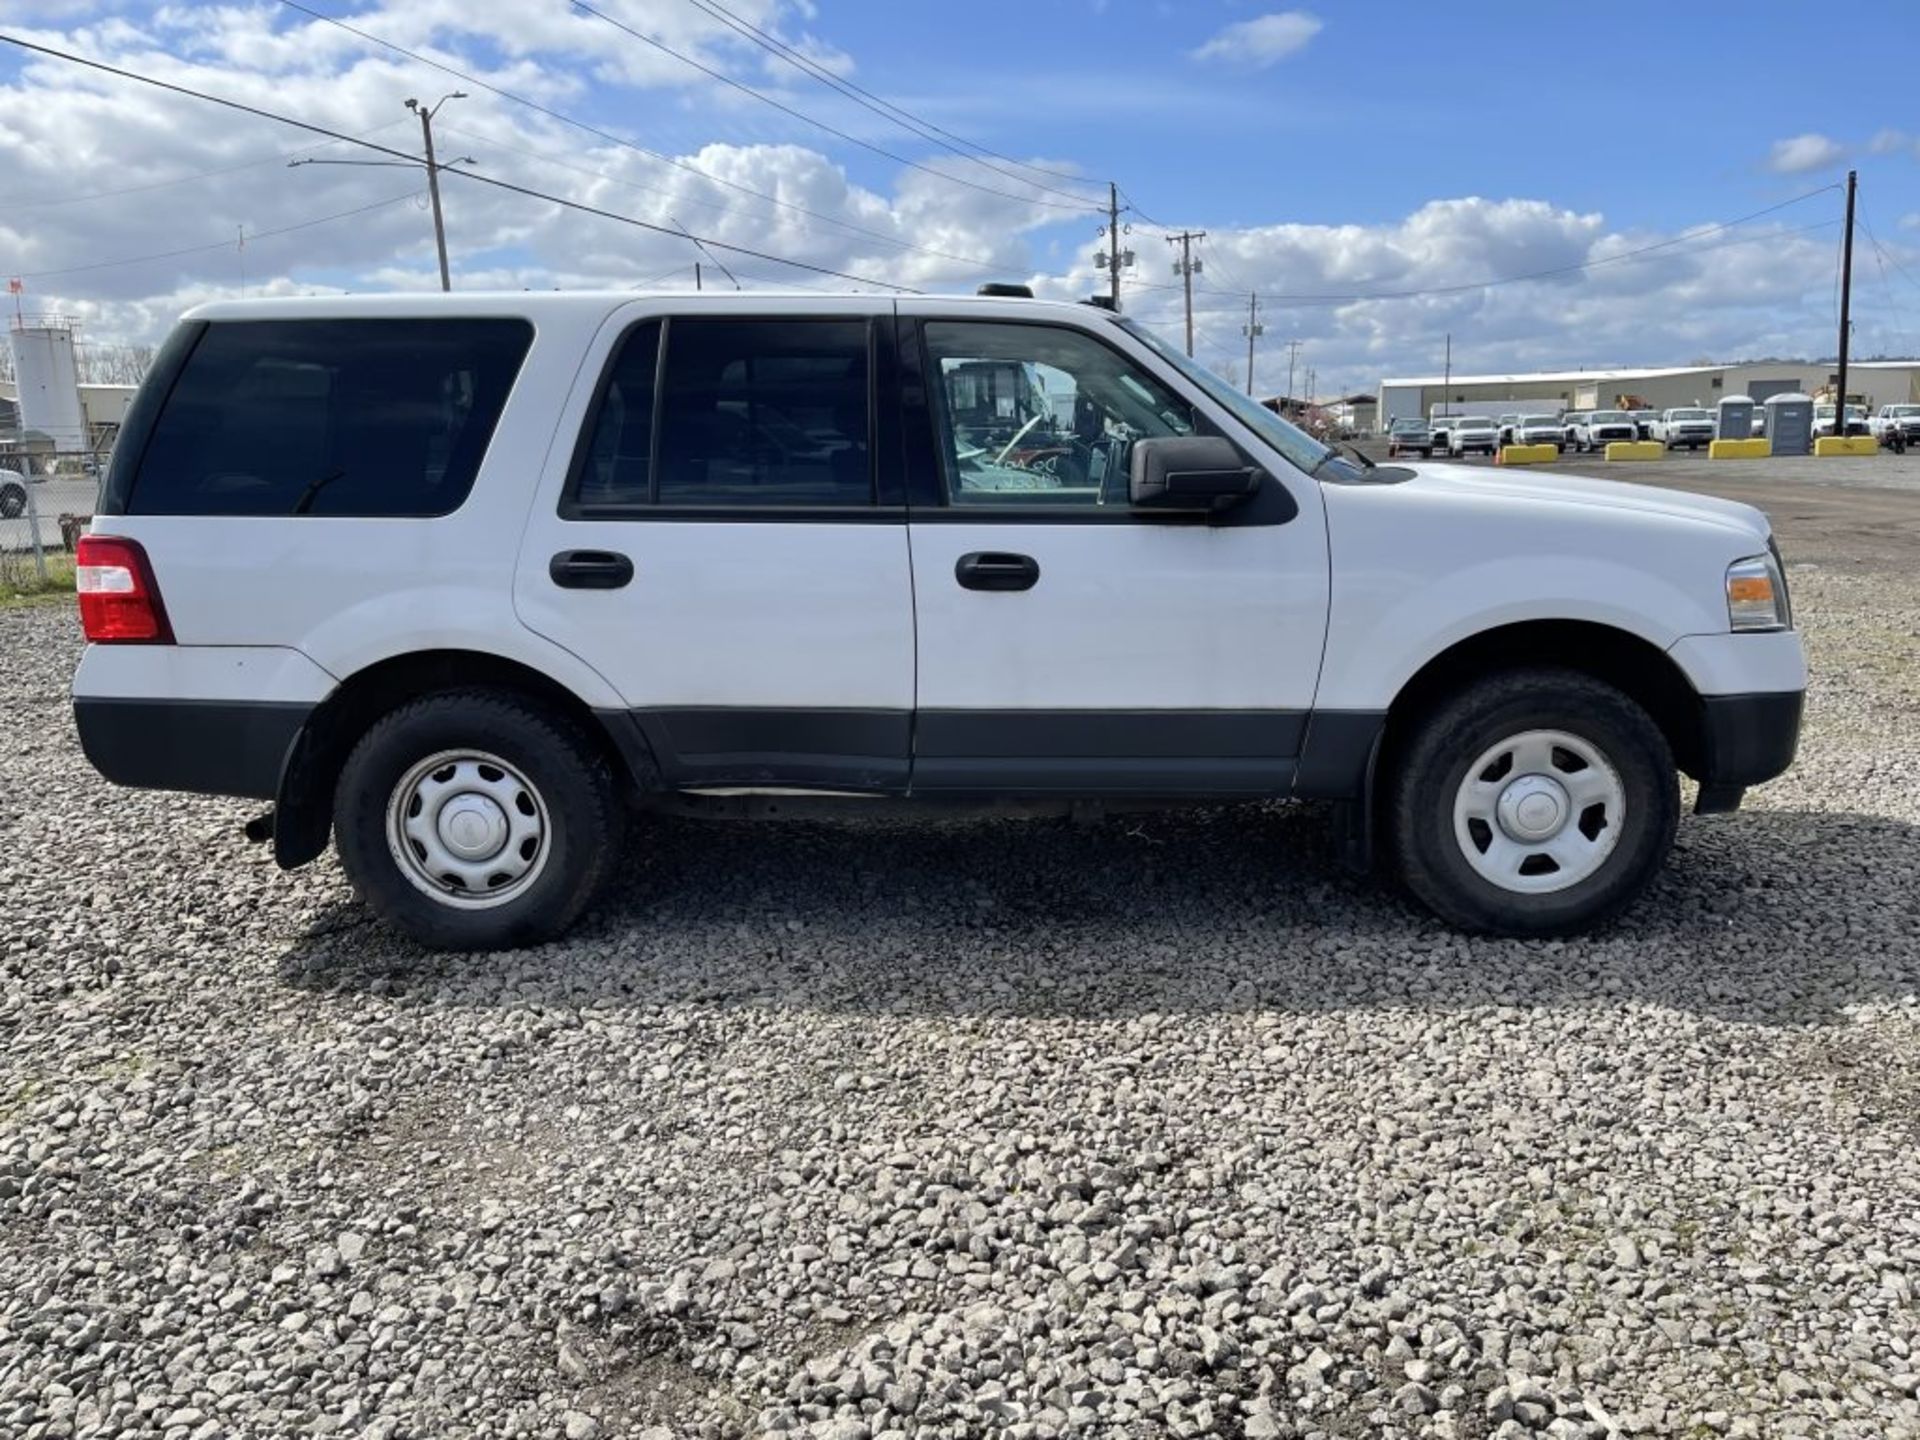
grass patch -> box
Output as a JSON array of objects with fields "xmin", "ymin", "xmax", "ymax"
[{"xmin": 0, "ymin": 554, "xmax": 76, "ymax": 607}]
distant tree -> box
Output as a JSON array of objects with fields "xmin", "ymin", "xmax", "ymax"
[{"xmin": 77, "ymin": 344, "xmax": 155, "ymax": 385}]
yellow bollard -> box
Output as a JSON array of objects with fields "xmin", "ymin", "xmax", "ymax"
[
  {"xmin": 1813, "ymin": 436, "xmax": 1876, "ymax": 456},
  {"xmin": 1604, "ymin": 441, "xmax": 1663, "ymax": 461},
  {"xmin": 1496, "ymin": 444, "xmax": 1559, "ymax": 465},
  {"xmin": 1708, "ymin": 438, "xmax": 1771, "ymax": 459}
]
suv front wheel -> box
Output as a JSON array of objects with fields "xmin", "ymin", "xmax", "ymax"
[
  {"xmin": 334, "ymin": 690, "xmax": 622, "ymax": 950},
  {"xmin": 1388, "ymin": 669, "xmax": 1679, "ymax": 935}
]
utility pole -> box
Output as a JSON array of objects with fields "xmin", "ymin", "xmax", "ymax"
[
  {"xmin": 1242, "ymin": 293, "xmax": 1264, "ymax": 397},
  {"xmin": 1094, "ymin": 182, "xmax": 1132, "ymax": 307},
  {"xmin": 405, "ymin": 92, "xmax": 465, "ymax": 292},
  {"xmin": 1284, "ymin": 339, "xmax": 1302, "ymax": 415},
  {"xmin": 1167, "ymin": 230, "xmax": 1206, "ymax": 356},
  {"xmin": 1836, "ymin": 168, "xmax": 1857, "ymax": 426}
]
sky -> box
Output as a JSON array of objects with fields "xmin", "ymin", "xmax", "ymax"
[{"xmin": 3, "ymin": 0, "xmax": 1919, "ymax": 398}]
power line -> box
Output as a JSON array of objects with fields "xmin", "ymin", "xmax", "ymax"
[
  {"xmin": 1117, "ymin": 187, "xmax": 1169, "ymax": 230},
  {"xmin": 569, "ymin": 1, "xmax": 1101, "ymax": 214},
  {"xmin": 0, "ymin": 120, "xmax": 410, "ymax": 208},
  {"xmin": 0, "ymin": 31, "xmax": 925, "ymax": 293},
  {"xmin": 270, "ymin": 0, "xmax": 992, "ymax": 270},
  {"xmin": 676, "ymin": 0, "xmax": 1107, "ymax": 206},
  {"xmin": 687, "ymin": 0, "xmax": 1101, "ymax": 193},
  {"xmin": 15, "ymin": 189, "xmax": 423, "ymax": 280},
  {"xmin": 1856, "ymin": 212, "xmax": 1920, "ymax": 356},
  {"xmin": 432, "ymin": 121, "xmax": 1006, "ymax": 275},
  {"xmin": 1858, "ymin": 212, "xmax": 1920, "ymax": 301},
  {"xmin": 628, "ymin": 261, "xmax": 694, "ymax": 290}
]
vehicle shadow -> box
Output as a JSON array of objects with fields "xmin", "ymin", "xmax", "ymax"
[{"xmin": 276, "ymin": 802, "xmax": 1920, "ymax": 1027}]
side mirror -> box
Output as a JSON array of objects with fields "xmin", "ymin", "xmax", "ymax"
[{"xmin": 1130, "ymin": 435, "xmax": 1262, "ymax": 514}]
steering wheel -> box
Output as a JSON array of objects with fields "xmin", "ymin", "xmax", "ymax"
[{"xmin": 994, "ymin": 412, "xmax": 1047, "ymax": 466}]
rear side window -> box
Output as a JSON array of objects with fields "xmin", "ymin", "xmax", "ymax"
[
  {"xmin": 571, "ymin": 320, "xmax": 661, "ymax": 509},
  {"xmin": 567, "ymin": 316, "xmax": 871, "ymax": 512},
  {"xmin": 121, "ymin": 318, "xmax": 532, "ymax": 517},
  {"xmin": 658, "ymin": 318, "xmax": 871, "ymax": 507}
]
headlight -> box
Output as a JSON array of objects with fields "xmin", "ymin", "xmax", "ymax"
[{"xmin": 1726, "ymin": 550, "xmax": 1790, "ymax": 631}]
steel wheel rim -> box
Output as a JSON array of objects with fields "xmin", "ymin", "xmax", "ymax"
[
  {"xmin": 385, "ymin": 749, "xmax": 551, "ymax": 910},
  {"xmin": 1451, "ymin": 728, "xmax": 1626, "ymax": 895}
]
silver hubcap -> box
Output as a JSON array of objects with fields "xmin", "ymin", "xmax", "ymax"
[
  {"xmin": 385, "ymin": 750, "xmax": 549, "ymax": 909},
  {"xmin": 1452, "ymin": 729, "xmax": 1625, "ymax": 894}
]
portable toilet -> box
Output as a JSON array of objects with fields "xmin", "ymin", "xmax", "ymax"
[
  {"xmin": 1765, "ymin": 392, "xmax": 1814, "ymax": 457},
  {"xmin": 1716, "ymin": 395, "xmax": 1755, "ymax": 442}
]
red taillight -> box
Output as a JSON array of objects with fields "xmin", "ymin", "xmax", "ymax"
[{"xmin": 76, "ymin": 535, "xmax": 173, "ymax": 644}]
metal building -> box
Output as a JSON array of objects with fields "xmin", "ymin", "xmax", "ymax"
[{"xmin": 1378, "ymin": 359, "xmax": 1920, "ymax": 428}]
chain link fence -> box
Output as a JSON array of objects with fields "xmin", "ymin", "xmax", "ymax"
[{"xmin": 0, "ymin": 449, "xmax": 102, "ymax": 595}]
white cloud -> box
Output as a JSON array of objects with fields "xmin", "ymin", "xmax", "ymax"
[
  {"xmin": 1766, "ymin": 133, "xmax": 1847, "ymax": 174},
  {"xmin": 1189, "ymin": 11, "xmax": 1322, "ymax": 68},
  {"xmin": 1869, "ymin": 128, "xmax": 1911, "ymax": 154},
  {"xmin": 0, "ymin": 5, "xmax": 1891, "ymax": 400}
]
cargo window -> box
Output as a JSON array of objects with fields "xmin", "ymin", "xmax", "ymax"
[{"xmin": 121, "ymin": 318, "xmax": 531, "ymax": 517}]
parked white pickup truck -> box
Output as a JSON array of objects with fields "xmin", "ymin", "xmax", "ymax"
[
  {"xmin": 1511, "ymin": 414, "xmax": 1565, "ymax": 449},
  {"xmin": 1812, "ymin": 404, "xmax": 1869, "ymax": 439},
  {"xmin": 1445, "ymin": 415, "xmax": 1499, "ymax": 457},
  {"xmin": 1653, "ymin": 408, "xmax": 1716, "ymax": 450},
  {"xmin": 1869, "ymin": 404, "xmax": 1920, "ymax": 450},
  {"xmin": 1573, "ymin": 411, "xmax": 1639, "ymax": 451}
]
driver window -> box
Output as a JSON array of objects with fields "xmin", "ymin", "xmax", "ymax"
[{"xmin": 921, "ymin": 321, "xmax": 1195, "ymax": 506}]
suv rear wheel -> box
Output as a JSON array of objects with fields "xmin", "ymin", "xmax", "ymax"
[
  {"xmin": 1388, "ymin": 668, "xmax": 1678, "ymax": 935},
  {"xmin": 334, "ymin": 689, "xmax": 622, "ymax": 950}
]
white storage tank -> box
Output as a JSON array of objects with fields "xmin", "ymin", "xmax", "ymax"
[{"xmin": 9, "ymin": 318, "xmax": 88, "ymax": 451}]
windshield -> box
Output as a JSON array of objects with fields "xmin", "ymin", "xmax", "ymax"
[
  {"xmin": 1520, "ymin": 415, "xmax": 1558, "ymax": 426},
  {"xmin": 1670, "ymin": 409, "xmax": 1711, "ymax": 420},
  {"xmin": 1391, "ymin": 418, "xmax": 1426, "ymax": 431},
  {"xmin": 1893, "ymin": 406, "xmax": 1920, "ymax": 417},
  {"xmin": 1116, "ymin": 317, "xmax": 1330, "ymax": 474},
  {"xmin": 1458, "ymin": 415, "xmax": 1494, "ymax": 427},
  {"xmin": 1591, "ymin": 411, "xmax": 1630, "ymax": 423}
]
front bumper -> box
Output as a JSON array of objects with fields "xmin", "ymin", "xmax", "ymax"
[{"xmin": 1692, "ymin": 690, "xmax": 1803, "ymax": 814}]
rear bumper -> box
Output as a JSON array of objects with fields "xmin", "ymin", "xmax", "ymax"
[{"xmin": 74, "ymin": 697, "xmax": 313, "ymax": 800}]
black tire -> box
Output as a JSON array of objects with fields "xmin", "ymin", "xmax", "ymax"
[
  {"xmin": 1387, "ymin": 668, "xmax": 1678, "ymax": 936},
  {"xmin": 333, "ymin": 688, "xmax": 623, "ymax": 950},
  {"xmin": 0, "ymin": 484, "xmax": 24, "ymax": 519}
]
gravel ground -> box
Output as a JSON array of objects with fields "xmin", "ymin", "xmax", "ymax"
[{"xmin": 3, "ymin": 555, "xmax": 1918, "ymax": 1440}]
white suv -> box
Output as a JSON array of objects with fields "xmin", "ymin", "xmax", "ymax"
[{"xmin": 72, "ymin": 290, "xmax": 1805, "ymax": 948}]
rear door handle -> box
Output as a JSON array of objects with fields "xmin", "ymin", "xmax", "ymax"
[
  {"xmin": 549, "ymin": 549, "xmax": 634, "ymax": 590},
  {"xmin": 955, "ymin": 551, "xmax": 1040, "ymax": 592}
]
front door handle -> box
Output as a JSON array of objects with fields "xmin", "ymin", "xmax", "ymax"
[
  {"xmin": 955, "ymin": 551, "xmax": 1039, "ymax": 592},
  {"xmin": 550, "ymin": 549, "xmax": 634, "ymax": 590}
]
